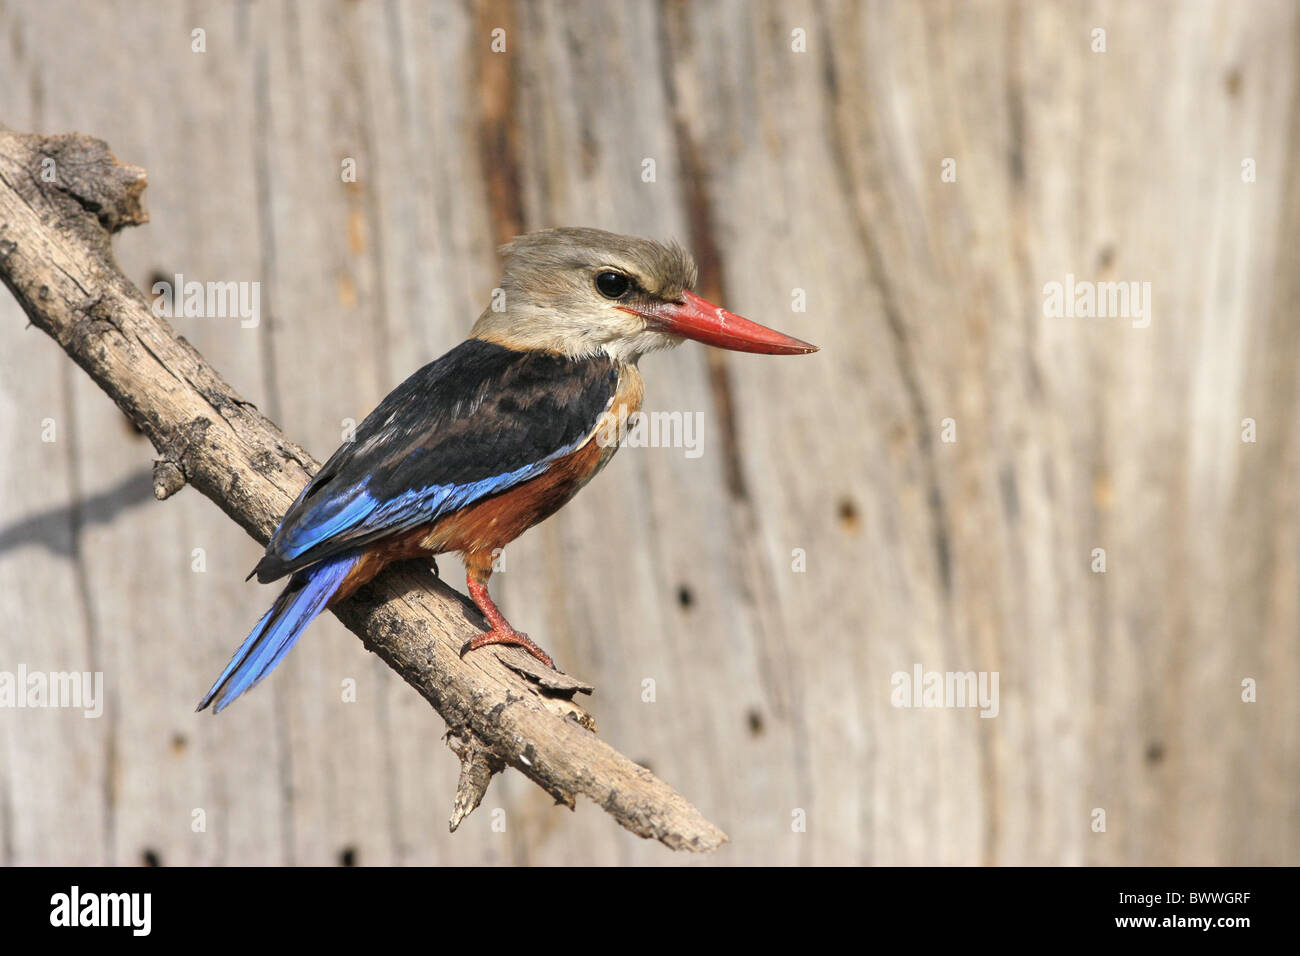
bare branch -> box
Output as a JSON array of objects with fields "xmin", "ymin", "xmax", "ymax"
[{"xmin": 0, "ymin": 127, "xmax": 727, "ymax": 853}]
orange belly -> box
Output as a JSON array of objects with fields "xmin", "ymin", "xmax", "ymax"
[{"xmin": 422, "ymin": 436, "xmax": 606, "ymax": 575}]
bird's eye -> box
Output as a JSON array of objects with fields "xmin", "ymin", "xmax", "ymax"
[{"xmin": 595, "ymin": 271, "xmax": 632, "ymax": 299}]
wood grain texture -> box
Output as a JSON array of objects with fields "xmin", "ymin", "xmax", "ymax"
[{"xmin": 0, "ymin": 0, "xmax": 1296, "ymax": 865}]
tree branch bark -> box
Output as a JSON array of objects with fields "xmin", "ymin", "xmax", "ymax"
[{"xmin": 0, "ymin": 127, "xmax": 727, "ymax": 853}]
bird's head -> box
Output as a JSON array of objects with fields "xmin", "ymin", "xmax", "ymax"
[{"xmin": 471, "ymin": 227, "xmax": 818, "ymax": 362}]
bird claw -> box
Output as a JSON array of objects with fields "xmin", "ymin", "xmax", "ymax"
[{"xmin": 462, "ymin": 628, "xmax": 555, "ymax": 669}]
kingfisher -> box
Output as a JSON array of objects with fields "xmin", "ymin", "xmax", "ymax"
[{"xmin": 199, "ymin": 228, "xmax": 817, "ymax": 713}]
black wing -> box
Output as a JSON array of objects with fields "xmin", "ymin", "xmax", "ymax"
[{"xmin": 254, "ymin": 339, "xmax": 617, "ymax": 582}]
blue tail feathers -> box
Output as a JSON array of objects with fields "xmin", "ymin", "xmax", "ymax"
[{"xmin": 198, "ymin": 553, "xmax": 359, "ymax": 713}]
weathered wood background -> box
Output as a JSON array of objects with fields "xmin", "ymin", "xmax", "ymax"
[{"xmin": 1, "ymin": 0, "xmax": 1296, "ymax": 866}]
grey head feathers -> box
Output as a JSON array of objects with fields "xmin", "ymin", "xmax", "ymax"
[
  {"xmin": 471, "ymin": 227, "xmax": 699, "ymax": 363},
  {"xmin": 499, "ymin": 227, "xmax": 698, "ymax": 300}
]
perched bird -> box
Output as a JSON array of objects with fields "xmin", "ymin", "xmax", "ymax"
[{"xmin": 199, "ymin": 227, "xmax": 816, "ymax": 712}]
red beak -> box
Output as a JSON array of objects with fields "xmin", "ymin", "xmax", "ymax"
[{"xmin": 624, "ymin": 290, "xmax": 818, "ymax": 355}]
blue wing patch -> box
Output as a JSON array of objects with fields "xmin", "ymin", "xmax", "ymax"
[
  {"xmin": 277, "ymin": 484, "xmax": 379, "ymax": 560},
  {"xmin": 272, "ymin": 441, "xmax": 585, "ymax": 563}
]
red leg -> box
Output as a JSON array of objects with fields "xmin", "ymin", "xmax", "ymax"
[{"xmin": 463, "ymin": 574, "xmax": 555, "ymax": 668}]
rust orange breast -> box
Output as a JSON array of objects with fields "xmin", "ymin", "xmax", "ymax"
[{"xmin": 424, "ymin": 361, "xmax": 644, "ymax": 573}]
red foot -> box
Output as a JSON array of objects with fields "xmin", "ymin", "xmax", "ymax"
[
  {"xmin": 463, "ymin": 628, "xmax": 554, "ymax": 668},
  {"xmin": 463, "ymin": 574, "xmax": 556, "ymax": 669}
]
